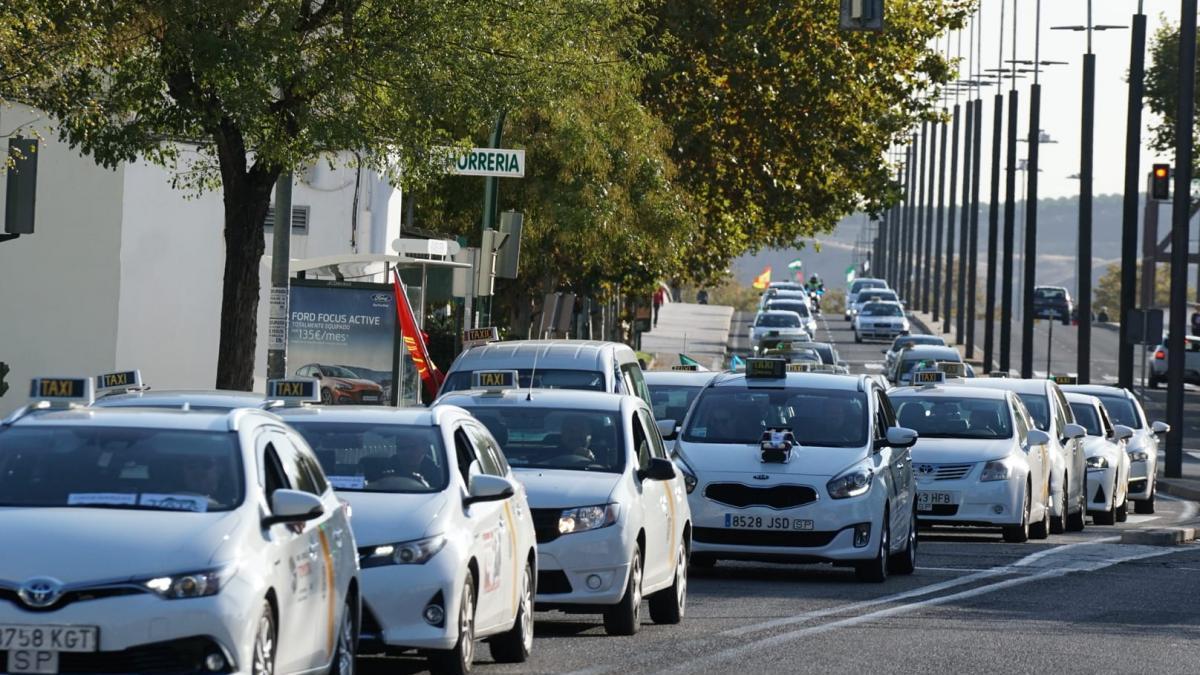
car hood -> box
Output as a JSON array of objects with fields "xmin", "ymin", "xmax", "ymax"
[
  {"xmin": 910, "ymin": 437, "xmax": 1014, "ymax": 463},
  {"xmin": 0, "ymin": 508, "xmax": 241, "ymax": 583},
  {"xmin": 341, "ymin": 491, "xmax": 450, "ymax": 547},
  {"xmin": 1127, "ymin": 429, "xmax": 1156, "ymax": 453},
  {"xmin": 333, "ymin": 378, "xmax": 380, "ymax": 389},
  {"xmin": 752, "ymin": 327, "xmax": 806, "ymax": 336},
  {"xmin": 1080, "ymin": 436, "xmax": 1122, "ymax": 460},
  {"xmin": 858, "ymin": 316, "xmax": 906, "ymax": 323},
  {"xmin": 677, "ymin": 442, "xmax": 868, "ymax": 478},
  {"xmin": 513, "ymin": 469, "xmax": 620, "ymax": 509}
]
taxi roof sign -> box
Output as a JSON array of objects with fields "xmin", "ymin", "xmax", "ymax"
[
  {"xmin": 912, "ymin": 369, "xmax": 945, "ymax": 386},
  {"xmin": 987, "ymin": 371, "xmax": 1009, "ymax": 378},
  {"xmin": 96, "ymin": 369, "xmax": 143, "ymax": 391},
  {"xmin": 745, "ymin": 358, "xmax": 787, "ymax": 379},
  {"xmin": 786, "ymin": 362, "xmax": 813, "ymax": 373},
  {"xmin": 267, "ymin": 378, "xmax": 320, "ymax": 405},
  {"xmin": 936, "ymin": 362, "xmax": 965, "ymax": 378},
  {"xmin": 671, "ymin": 364, "xmax": 700, "ymax": 371},
  {"xmin": 463, "ymin": 327, "xmax": 500, "ymax": 349},
  {"xmin": 29, "ymin": 377, "xmax": 95, "ymax": 407},
  {"xmin": 1051, "ymin": 374, "xmax": 1078, "ymax": 386},
  {"xmin": 473, "ymin": 370, "xmax": 518, "ymax": 391}
]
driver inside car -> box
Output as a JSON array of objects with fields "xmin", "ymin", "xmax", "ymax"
[{"xmin": 557, "ymin": 415, "xmax": 596, "ymax": 463}]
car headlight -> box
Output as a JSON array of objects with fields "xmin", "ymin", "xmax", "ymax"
[
  {"xmin": 1086, "ymin": 456, "xmax": 1109, "ymax": 469},
  {"xmin": 360, "ymin": 535, "xmax": 446, "ymax": 568},
  {"xmin": 558, "ymin": 504, "xmax": 620, "ymax": 534},
  {"xmin": 1128, "ymin": 450, "xmax": 1149, "ymax": 462},
  {"xmin": 673, "ymin": 453, "xmax": 698, "ymax": 494},
  {"xmin": 336, "ymin": 382, "xmax": 353, "ymax": 390},
  {"xmin": 143, "ymin": 565, "xmax": 235, "ymax": 599},
  {"xmin": 980, "ymin": 459, "xmax": 1012, "ymax": 482},
  {"xmin": 827, "ymin": 461, "xmax": 874, "ymax": 499}
]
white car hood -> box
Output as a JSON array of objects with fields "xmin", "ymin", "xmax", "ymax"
[
  {"xmin": 514, "ymin": 469, "xmax": 620, "ymax": 509},
  {"xmin": 0, "ymin": 507, "xmax": 241, "ymax": 583},
  {"xmin": 910, "ymin": 437, "xmax": 1014, "ymax": 463},
  {"xmin": 1080, "ymin": 436, "xmax": 1122, "ymax": 461},
  {"xmin": 341, "ymin": 491, "xmax": 450, "ymax": 547},
  {"xmin": 677, "ymin": 442, "xmax": 868, "ymax": 478}
]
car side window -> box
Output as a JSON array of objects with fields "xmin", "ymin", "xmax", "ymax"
[
  {"xmin": 622, "ymin": 363, "xmax": 652, "ymax": 405},
  {"xmin": 1098, "ymin": 404, "xmax": 1115, "ymax": 438},
  {"xmin": 272, "ymin": 433, "xmax": 322, "ymax": 495},
  {"xmin": 261, "ymin": 441, "xmax": 291, "ymax": 498},
  {"xmin": 453, "ymin": 428, "xmax": 480, "ymax": 484},
  {"xmin": 286, "ymin": 430, "xmax": 330, "ymax": 494},
  {"xmin": 631, "ymin": 413, "xmax": 652, "ymax": 472},
  {"xmin": 464, "ymin": 423, "xmax": 506, "ymax": 477},
  {"xmin": 637, "ymin": 408, "xmax": 669, "ymax": 459},
  {"xmin": 872, "ymin": 393, "xmax": 889, "ymax": 441},
  {"xmin": 1011, "ymin": 400, "xmax": 1029, "ymax": 444}
]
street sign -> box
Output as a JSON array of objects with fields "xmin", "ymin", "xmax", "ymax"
[
  {"xmin": 439, "ymin": 147, "xmax": 525, "ymax": 178},
  {"xmin": 1125, "ymin": 308, "xmax": 1164, "ymax": 345}
]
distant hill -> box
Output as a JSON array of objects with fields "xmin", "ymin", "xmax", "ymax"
[{"xmin": 734, "ymin": 193, "xmax": 1145, "ymax": 293}]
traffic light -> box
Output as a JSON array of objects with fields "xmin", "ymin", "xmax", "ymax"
[
  {"xmin": 0, "ymin": 362, "xmax": 9, "ymax": 398},
  {"xmin": 1151, "ymin": 164, "xmax": 1171, "ymax": 201}
]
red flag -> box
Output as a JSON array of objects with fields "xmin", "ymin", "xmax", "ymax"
[{"xmin": 392, "ymin": 271, "xmax": 444, "ymax": 399}]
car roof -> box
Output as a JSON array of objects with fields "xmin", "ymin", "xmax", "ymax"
[
  {"xmin": 449, "ymin": 340, "xmax": 632, "ymax": 372},
  {"xmin": 896, "ymin": 334, "xmax": 945, "ymax": 345},
  {"xmin": 1063, "ymin": 392, "xmax": 1101, "ymax": 406},
  {"xmin": 437, "ymin": 388, "xmax": 639, "ymax": 412},
  {"xmin": 759, "ymin": 309, "xmax": 803, "ymax": 316},
  {"xmin": 1060, "ymin": 384, "xmax": 1133, "ymax": 399},
  {"xmin": 643, "ymin": 371, "xmax": 721, "ymax": 386},
  {"xmin": 953, "ymin": 377, "xmax": 1051, "ymax": 394},
  {"xmin": 1, "ymin": 405, "xmax": 273, "ymax": 432},
  {"xmin": 272, "ymin": 404, "xmax": 466, "ymax": 427},
  {"xmin": 710, "ymin": 372, "xmax": 867, "ymax": 392},
  {"xmin": 861, "ymin": 301, "xmax": 902, "ymax": 309},
  {"xmin": 887, "ymin": 384, "xmax": 1010, "ymax": 400},
  {"xmin": 93, "ymin": 390, "xmax": 265, "ymax": 410},
  {"xmin": 900, "ymin": 345, "xmax": 961, "ymax": 360}
]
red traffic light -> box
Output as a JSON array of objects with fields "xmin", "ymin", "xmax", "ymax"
[{"xmin": 1151, "ymin": 163, "xmax": 1171, "ymax": 200}]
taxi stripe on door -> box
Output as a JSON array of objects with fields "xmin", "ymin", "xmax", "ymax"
[
  {"xmin": 502, "ymin": 501, "xmax": 520, "ymax": 615},
  {"xmin": 318, "ymin": 528, "xmax": 336, "ymax": 654}
]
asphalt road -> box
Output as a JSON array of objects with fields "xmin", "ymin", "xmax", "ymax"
[{"xmin": 359, "ymin": 310, "xmax": 1200, "ymax": 674}]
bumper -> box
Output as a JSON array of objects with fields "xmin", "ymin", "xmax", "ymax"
[
  {"xmin": 1127, "ymin": 459, "xmax": 1153, "ymax": 500},
  {"xmin": 332, "ymin": 389, "xmax": 383, "ymax": 404},
  {"xmin": 534, "ymin": 526, "xmax": 632, "ymax": 607},
  {"xmin": 1086, "ymin": 468, "xmax": 1117, "ymax": 512},
  {"xmin": 0, "ymin": 581, "xmax": 257, "ymax": 674},
  {"xmin": 855, "ymin": 325, "xmax": 908, "ymax": 340},
  {"xmin": 358, "ymin": 551, "xmax": 464, "ymax": 651},
  {"xmin": 914, "ymin": 477, "xmax": 1025, "ymax": 527}
]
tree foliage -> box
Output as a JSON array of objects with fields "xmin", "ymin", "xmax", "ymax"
[{"xmin": 1144, "ymin": 17, "xmax": 1200, "ymax": 213}]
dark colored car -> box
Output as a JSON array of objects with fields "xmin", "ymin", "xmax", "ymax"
[{"xmin": 1033, "ymin": 286, "xmax": 1073, "ymax": 325}]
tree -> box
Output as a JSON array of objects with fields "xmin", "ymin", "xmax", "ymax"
[
  {"xmin": 1144, "ymin": 18, "xmax": 1200, "ymax": 214},
  {"xmin": 1095, "ymin": 261, "xmax": 1179, "ymax": 312},
  {"xmin": 5, "ymin": 0, "xmax": 640, "ymax": 388},
  {"xmin": 640, "ymin": 0, "xmax": 970, "ymax": 279}
]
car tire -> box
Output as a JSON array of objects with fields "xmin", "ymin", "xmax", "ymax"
[
  {"xmin": 888, "ymin": 506, "xmax": 918, "ymax": 575},
  {"xmin": 329, "ymin": 599, "xmax": 356, "ymax": 675},
  {"xmin": 1135, "ymin": 486, "xmax": 1156, "ymax": 514},
  {"xmin": 1049, "ymin": 477, "xmax": 1068, "ymax": 535},
  {"xmin": 603, "ymin": 550, "xmax": 643, "ymax": 636},
  {"xmin": 1148, "ymin": 375, "xmax": 1161, "ymax": 389},
  {"xmin": 649, "ymin": 543, "xmax": 688, "ymax": 624},
  {"xmin": 251, "ymin": 602, "xmax": 276, "ymax": 675},
  {"xmin": 489, "ymin": 561, "xmax": 534, "ymax": 663},
  {"xmin": 1115, "ymin": 497, "xmax": 1129, "ymax": 522},
  {"xmin": 430, "ymin": 572, "xmax": 476, "ymax": 675},
  {"xmin": 1002, "ymin": 487, "xmax": 1030, "ymax": 543},
  {"xmin": 1029, "ymin": 485, "xmax": 1050, "ymax": 540},
  {"xmin": 1066, "ymin": 482, "xmax": 1086, "ymax": 532},
  {"xmin": 1094, "ymin": 505, "xmax": 1116, "ymax": 526},
  {"xmin": 855, "ymin": 510, "xmax": 890, "ymax": 583},
  {"xmin": 321, "ymin": 388, "xmax": 334, "ymax": 405}
]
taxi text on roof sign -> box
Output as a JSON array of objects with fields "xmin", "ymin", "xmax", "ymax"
[
  {"xmin": 96, "ymin": 370, "xmax": 142, "ymax": 390},
  {"xmin": 474, "ymin": 370, "xmax": 517, "ymax": 389},
  {"xmin": 30, "ymin": 377, "xmax": 94, "ymax": 404},
  {"xmin": 745, "ymin": 358, "xmax": 786, "ymax": 379},
  {"xmin": 438, "ymin": 147, "xmax": 525, "ymax": 178},
  {"xmin": 1051, "ymin": 374, "xmax": 1078, "ymax": 385},
  {"xmin": 912, "ymin": 370, "xmax": 945, "ymax": 385},
  {"xmin": 671, "ymin": 364, "xmax": 699, "ymax": 371},
  {"xmin": 268, "ymin": 378, "xmax": 318, "ymax": 400},
  {"xmin": 463, "ymin": 326, "xmax": 500, "ymax": 349}
]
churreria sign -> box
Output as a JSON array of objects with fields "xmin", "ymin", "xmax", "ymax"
[{"xmin": 437, "ymin": 146, "xmax": 525, "ymax": 178}]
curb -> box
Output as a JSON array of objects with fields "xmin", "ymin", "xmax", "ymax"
[
  {"xmin": 1158, "ymin": 478, "xmax": 1200, "ymax": 503},
  {"xmin": 1120, "ymin": 527, "xmax": 1196, "ymax": 546}
]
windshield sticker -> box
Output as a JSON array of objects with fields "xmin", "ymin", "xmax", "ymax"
[
  {"xmin": 68, "ymin": 493, "xmax": 137, "ymax": 506},
  {"xmin": 328, "ymin": 475, "xmax": 367, "ymax": 490},
  {"xmin": 139, "ymin": 494, "xmax": 209, "ymax": 512}
]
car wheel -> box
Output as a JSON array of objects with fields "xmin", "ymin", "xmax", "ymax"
[
  {"xmin": 329, "ymin": 599, "xmax": 356, "ymax": 675},
  {"xmin": 1002, "ymin": 486, "xmax": 1030, "ymax": 543},
  {"xmin": 1135, "ymin": 485, "xmax": 1156, "ymax": 514},
  {"xmin": 1115, "ymin": 496, "xmax": 1129, "ymax": 522},
  {"xmin": 1029, "ymin": 484, "xmax": 1050, "ymax": 540},
  {"xmin": 603, "ymin": 549, "xmax": 643, "ymax": 636},
  {"xmin": 1094, "ymin": 505, "xmax": 1116, "ymax": 526},
  {"xmin": 1049, "ymin": 477, "xmax": 1068, "ymax": 534},
  {"xmin": 1066, "ymin": 479, "xmax": 1086, "ymax": 532},
  {"xmin": 1148, "ymin": 375, "xmax": 1161, "ymax": 389},
  {"xmin": 855, "ymin": 510, "xmax": 890, "ymax": 583},
  {"xmin": 649, "ymin": 543, "xmax": 688, "ymax": 624},
  {"xmin": 489, "ymin": 561, "xmax": 534, "ymax": 663},
  {"xmin": 251, "ymin": 602, "xmax": 276, "ymax": 675},
  {"xmin": 321, "ymin": 388, "xmax": 334, "ymax": 405},
  {"xmin": 430, "ymin": 572, "xmax": 476, "ymax": 675},
  {"xmin": 888, "ymin": 505, "xmax": 918, "ymax": 575}
]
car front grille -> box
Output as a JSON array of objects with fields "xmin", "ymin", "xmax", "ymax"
[
  {"xmin": 530, "ymin": 508, "xmax": 563, "ymax": 544},
  {"xmin": 0, "ymin": 585, "xmax": 146, "ymax": 612},
  {"xmin": 920, "ymin": 504, "xmax": 959, "ymax": 516},
  {"xmin": 704, "ymin": 483, "xmax": 818, "ymax": 509},
  {"xmin": 0, "ymin": 636, "xmax": 230, "ymax": 674},
  {"xmin": 694, "ymin": 527, "xmax": 839, "ymax": 548},
  {"xmin": 934, "ymin": 464, "xmax": 973, "ymax": 481}
]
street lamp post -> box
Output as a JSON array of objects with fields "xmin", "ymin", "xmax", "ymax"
[
  {"xmin": 966, "ymin": 8, "xmax": 986, "ymax": 360},
  {"xmin": 1118, "ymin": 1, "xmax": 1148, "ymax": 390}
]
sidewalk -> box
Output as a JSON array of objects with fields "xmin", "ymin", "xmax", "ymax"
[
  {"xmin": 1158, "ymin": 455, "xmax": 1200, "ymax": 503},
  {"xmin": 640, "ymin": 302, "xmax": 733, "ymax": 370}
]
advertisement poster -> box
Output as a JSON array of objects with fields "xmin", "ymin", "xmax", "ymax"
[{"xmin": 288, "ymin": 281, "xmax": 401, "ymax": 405}]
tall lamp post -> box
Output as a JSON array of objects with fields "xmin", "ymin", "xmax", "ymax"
[
  {"xmin": 1052, "ymin": 0, "xmax": 1127, "ymax": 383},
  {"xmin": 1118, "ymin": 1, "xmax": 1148, "ymax": 390}
]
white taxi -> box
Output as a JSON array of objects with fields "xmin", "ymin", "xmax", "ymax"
[
  {"xmin": 0, "ymin": 377, "xmax": 359, "ymax": 675},
  {"xmin": 670, "ymin": 359, "xmax": 919, "ymax": 582},
  {"xmin": 268, "ymin": 379, "xmax": 537, "ymax": 674},
  {"xmin": 1064, "ymin": 392, "xmax": 1133, "ymax": 525},
  {"xmin": 889, "ymin": 377, "xmax": 1053, "ymax": 542},
  {"xmin": 438, "ymin": 376, "xmax": 691, "ymax": 635}
]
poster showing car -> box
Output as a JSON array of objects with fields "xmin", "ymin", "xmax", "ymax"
[{"xmin": 288, "ymin": 281, "xmax": 400, "ymax": 405}]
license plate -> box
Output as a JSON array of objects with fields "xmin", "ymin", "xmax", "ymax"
[
  {"xmin": 724, "ymin": 514, "xmax": 814, "ymax": 530},
  {"xmin": 361, "ymin": 395, "xmax": 378, "ymax": 402},
  {"xmin": 917, "ymin": 491, "xmax": 955, "ymax": 511},
  {"xmin": 0, "ymin": 625, "xmax": 98, "ymax": 653},
  {"xmin": 8, "ymin": 650, "xmax": 58, "ymax": 674}
]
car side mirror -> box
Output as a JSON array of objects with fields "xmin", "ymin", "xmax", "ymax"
[
  {"xmin": 638, "ymin": 457, "xmax": 677, "ymax": 482},
  {"xmin": 263, "ymin": 489, "xmax": 325, "ymax": 528},
  {"xmin": 656, "ymin": 418, "xmax": 679, "ymax": 441},
  {"xmin": 1112, "ymin": 424, "xmax": 1134, "ymax": 442},
  {"xmin": 881, "ymin": 349, "xmax": 889, "ymax": 355},
  {"xmin": 464, "ymin": 474, "xmax": 515, "ymax": 506},
  {"xmin": 838, "ymin": 361, "xmax": 849, "ymax": 368},
  {"xmin": 875, "ymin": 426, "xmax": 918, "ymax": 452},
  {"xmin": 1025, "ymin": 429, "xmax": 1051, "ymax": 448},
  {"xmin": 1152, "ymin": 420, "xmax": 1170, "ymax": 435},
  {"xmin": 1063, "ymin": 423, "xmax": 1086, "ymax": 441}
]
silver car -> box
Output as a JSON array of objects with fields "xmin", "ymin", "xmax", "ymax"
[
  {"xmin": 749, "ymin": 309, "xmax": 810, "ymax": 352},
  {"xmin": 1147, "ymin": 335, "xmax": 1200, "ymax": 388}
]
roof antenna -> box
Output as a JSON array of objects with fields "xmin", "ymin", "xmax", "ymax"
[{"xmin": 526, "ymin": 345, "xmax": 541, "ymax": 401}]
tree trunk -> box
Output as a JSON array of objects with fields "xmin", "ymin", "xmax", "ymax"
[{"xmin": 215, "ymin": 172, "xmax": 277, "ymax": 390}]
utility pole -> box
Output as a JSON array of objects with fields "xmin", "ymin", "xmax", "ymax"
[
  {"xmin": 923, "ymin": 118, "xmax": 938, "ymax": 313},
  {"xmin": 1118, "ymin": 1, "xmax": 1147, "ymax": 390},
  {"xmin": 967, "ymin": 95, "xmax": 984, "ymax": 360},
  {"xmin": 267, "ymin": 173, "xmax": 293, "ymax": 381},
  {"xmin": 1165, "ymin": 0, "xmax": 1196, "ymax": 479},
  {"xmin": 1022, "ymin": 0, "xmax": 1047, "ymax": 379},
  {"xmin": 915, "ymin": 122, "xmax": 928, "ymax": 307},
  {"xmin": 944, "ymin": 79, "xmax": 962, "ymax": 335},
  {"xmin": 933, "ymin": 110, "xmax": 948, "ymax": 324},
  {"xmin": 999, "ymin": 0, "xmax": 1019, "ymax": 375}
]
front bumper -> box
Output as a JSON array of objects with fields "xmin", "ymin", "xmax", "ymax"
[
  {"xmin": 913, "ymin": 473, "xmax": 1025, "ymax": 528},
  {"xmin": 1127, "ymin": 458, "xmax": 1153, "ymax": 500},
  {"xmin": 1086, "ymin": 467, "xmax": 1117, "ymax": 513},
  {"xmin": 534, "ymin": 525, "xmax": 632, "ymax": 608},
  {"xmin": 855, "ymin": 324, "xmax": 908, "ymax": 340},
  {"xmin": 357, "ymin": 548, "xmax": 464, "ymax": 651}
]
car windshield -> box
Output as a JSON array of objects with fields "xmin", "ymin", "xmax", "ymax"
[
  {"xmin": 1095, "ymin": 395, "xmax": 1142, "ymax": 429},
  {"xmin": 320, "ymin": 365, "xmax": 361, "ymax": 378},
  {"xmin": 0, "ymin": 426, "xmax": 243, "ymax": 511},
  {"xmin": 465, "ymin": 408, "xmax": 624, "ymax": 473},
  {"xmin": 892, "ymin": 335, "xmax": 944, "ymax": 351},
  {"xmin": 810, "ymin": 344, "xmax": 835, "ymax": 364},
  {"xmin": 862, "ymin": 303, "xmax": 902, "ymax": 317},
  {"xmin": 1068, "ymin": 403, "xmax": 1103, "ymax": 437},
  {"xmin": 649, "ymin": 384, "xmax": 703, "ymax": 422},
  {"xmin": 756, "ymin": 313, "xmax": 801, "ymax": 328},
  {"xmin": 851, "ymin": 280, "xmax": 886, "ymax": 294},
  {"xmin": 683, "ymin": 388, "xmax": 868, "ymax": 447},
  {"xmin": 892, "ymin": 396, "xmax": 1013, "ymax": 439},
  {"xmin": 289, "ymin": 422, "xmax": 448, "ymax": 493},
  {"xmin": 1016, "ymin": 393, "xmax": 1051, "ymax": 431},
  {"xmin": 442, "ymin": 369, "xmax": 606, "ymax": 394},
  {"xmin": 767, "ymin": 302, "xmax": 810, "ymax": 318}
]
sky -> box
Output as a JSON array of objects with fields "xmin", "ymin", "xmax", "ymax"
[{"xmin": 944, "ymin": 0, "xmax": 1186, "ymax": 200}]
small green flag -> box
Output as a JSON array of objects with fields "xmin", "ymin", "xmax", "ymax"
[
  {"xmin": 845, "ymin": 265, "xmax": 857, "ymax": 284},
  {"xmin": 679, "ymin": 353, "xmax": 701, "ymax": 367},
  {"xmin": 787, "ymin": 259, "xmax": 804, "ymax": 270}
]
